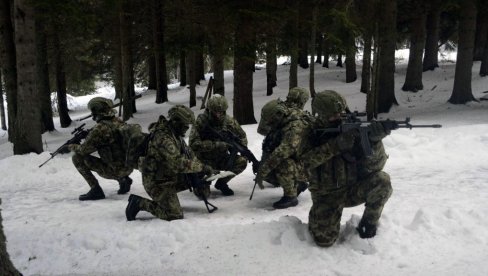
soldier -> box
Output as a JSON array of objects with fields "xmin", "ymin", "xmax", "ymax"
[
  {"xmin": 255, "ymin": 99, "xmax": 311, "ymax": 209},
  {"xmin": 285, "ymin": 87, "xmax": 310, "ymax": 110},
  {"xmin": 189, "ymin": 95, "xmax": 248, "ymax": 196},
  {"xmin": 301, "ymin": 90, "xmax": 393, "ymax": 247},
  {"xmin": 67, "ymin": 97, "xmax": 133, "ymax": 201},
  {"xmin": 125, "ymin": 105, "xmax": 214, "ymax": 221}
]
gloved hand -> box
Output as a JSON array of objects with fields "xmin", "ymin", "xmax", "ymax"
[
  {"xmin": 214, "ymin": 141, "xmax": 229, "ymax": 152},
  {"xmin": 332, "ymin": 132, "xmax": 355, "ymax": 152},
  {"xmin": 63, "ymin": 144, "xmax": 79, "ymax": 152},
  {"xmin": 369, "ymin": 121, "xmax": 390, "ymax": 142}
]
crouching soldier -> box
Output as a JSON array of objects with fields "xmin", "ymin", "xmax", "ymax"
[
  {"xmin": 67, "ymin": 97, "xmax": 133, "ymax": 201},
  {"xmin": 302, "ymin": 90, "xmax": 393, "ymax": 247},
  {"xmin": 255, "ymin": 99, "xmax": 311, "ymax": 209},
  {"xmin": 126, "ymin": 105, "xmax": 215, "ymax": 221},
  {"xmin": 189, "ymin": 95, "xmax": 248, "ymax": 196}
]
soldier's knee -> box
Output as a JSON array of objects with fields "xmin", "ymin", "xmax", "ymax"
[
  {"xmin": 71, "ymin": 153, "xmax": 85, "ymax": 167},
  {"xmin": 310, "ymin": 229, "xmax": 338, "ymax": 248}
]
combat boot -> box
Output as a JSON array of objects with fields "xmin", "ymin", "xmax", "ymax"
[
  {"xmin": 214, "ymin": 179, "xmax": 234, "ymax": 196},
  {"xmin": 79, "ymin": 185, "xmax": 105, "ymax": 201},
  {"xmin": 272, "ymin": 196, "xmax": 298, "ymax": 209},
  {"xmin": 117, "ymin": 176, "xmax": 133, "ymax": 194},
  {"xmin": 356, "ymin": 220, "xmax": 377, "ymax": 239},
  {"xmin": 126, "ymin": 194, "xmax": 142, "ymax": 221},
  {"xmin": 296, "ymin": 181, "xmax": 308, "ymax": 197}
]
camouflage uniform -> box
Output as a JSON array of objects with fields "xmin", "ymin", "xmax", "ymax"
[
  {"xmin": 189, "ymin": 95, "xmax": 247, "ymax": 196},
  {"xmin": 70, "ymin": 97, "xmax": 133, "ymax": 200},
  {"xmin": 301, "ymin": 91, "xmax": 393, "ymax": 247},
  {"xmin": 126, "ymin": 106, "xmax": 209, "ymax": 221},
  {"xmin": 256, "ymin": 99, "xmax": 312, "ymax": 209}
]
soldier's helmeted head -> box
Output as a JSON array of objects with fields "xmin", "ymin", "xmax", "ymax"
[
  {"xmin": 206, "ymin": 94, "xmax": 228, "ymax": 125},
  {"xmin": 312, "ymin": 90, "xmax": 348, "ymax": 125},
  {"xmin": 286, "ymin": 87, "xmax": 310, "ymax": 109},
  {"xmin": 257, "ymin": 99, "xmax": 289, "ymax": 136},
  {"xmin": 168, "ymin": 105, "xmax": 195, "ymax": 137},
  {"xmin": 87, "ymin": 97, "xmax": 116, "ymax": 122}
]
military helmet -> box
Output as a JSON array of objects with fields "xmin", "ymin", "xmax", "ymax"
[
  {"xmin": 286, "ymin": 87, "xmax": 310, "ymax": 109},
  {"xmin": 312, "ymin": 90, "xmax": 348, "ymax": 119},
  {"xmin": 87, "ymin": 97, "xmax": 115, "ymax": 116},
  {"xmin": 207, "ymin": 94, "xmax": 228, "ymax": 113},
  {"xmin": 168, "ymin": 105, "xmax": 195, "ymax": 125},
  {"xmin": 257, "ymin": 99, "xmax": 288, "ymax": 135}
]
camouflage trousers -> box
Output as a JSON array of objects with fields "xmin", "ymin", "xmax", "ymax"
[
  {"xmin": 308, "ymin": 171, "xmax": 392, "ymax": 247},
  {"xmin": 265, "ymin": 158, "xmax": 302, "ymax": 197},
  {"xmin": 72, "ymin": 153, "xmax": 132, "ymax": 188},
  {"xmin": 138, "ymin": 175, "xmax": 188, "ymax": 221},
  {"xmin": 202, "ymin": 155, "xmax": 247, "ymax": 186}
]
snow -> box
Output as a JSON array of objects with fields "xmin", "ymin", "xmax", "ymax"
[{"xmin": 1, "ymin": 51, "xmax": 488, "ymax": 276}]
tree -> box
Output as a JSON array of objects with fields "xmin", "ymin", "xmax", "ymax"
[
  {"xmin": 0, "ymin": 0, "xmax": 17, "ymax": 141},
  {"xmin": 153, "ymin": 0, "xmax": 168, "ymax": 104},
  {"xmin": 402, "ymin": 0, "xmax": 427, "ymax": 92},
  {"xmin": 0, "ymin": 199, "xmax": 21, "ymax": 276},
  {"xmin": 0, "ymin": 71, "xmax": 6, "ymax": 130},
  {"xmin": 52, "ymin": 29, "xmax": 72, "ymax": 128},
  {"xmin": 449, "ymin": 0, "xmax": 477, "ymax": 104},
  {"xmin": 288, "ymin": 3, "xmax": 299, "ymax": 89},
  {"xmin": 480, "ymin": 27, "xmax": 488, "ymax": 76},
  {"xmin": 423, "ymin": 0, "xmax": 441, "ymax": 71},
  {"xmin": 14, "ymin": 0, "xmax": 43, "ymax": 154},
  {"xmin": 473, "ymin": 0, "xmax": 488, "ymax": 61},
  {"xmin": 119, "ymin": 0, "xmax": 136, "ymax": 120}
]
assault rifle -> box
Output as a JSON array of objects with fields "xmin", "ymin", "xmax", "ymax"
[
  {"xmin": 38, "ymin": 123, "xmax": 91, "ymax": 168},
  {"xmin": 76, "ymin": 94, "xmax": 142, "ymax": 121},
  {"xmin": 203, "ymin": 126, "xmax": 260, "ymax": 174},
  {"xmin": 314, "ymin": 117, "xmax": 442, "ymax": 156},
  {"xmin": 179, "ymin": 137, "xmax": 218, "ymax": 213}
]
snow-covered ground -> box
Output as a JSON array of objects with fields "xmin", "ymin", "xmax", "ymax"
[{"xmin": 1, "ymin": 51, "xmax": 488, "ymax": 275}]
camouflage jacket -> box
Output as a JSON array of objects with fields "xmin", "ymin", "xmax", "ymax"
[
  {"xmin": 301, "ymin": 121, "xmax": 388, "ymax": 194},
  {"xmin": 258, "ymin": 110, "xmax": 312, "ymax": 179},
  {"xmin": 189, "ymin": 111, "xmax": 247, "ymax": 160},
  {"xmin": 139, "ymin": 118, "xmax": 204, "ymax": 181},
  {"xmin": 72, "ymin": 117, "xmax": 128, "ymax": 169}
]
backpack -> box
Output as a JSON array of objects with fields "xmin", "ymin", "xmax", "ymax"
[{"xmin": 117, "ymin": 123, "xmax": 150, "ymax": 169}]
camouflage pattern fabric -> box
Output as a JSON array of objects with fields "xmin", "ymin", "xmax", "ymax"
[
  {"xmin": 71, "ymin": 117, "xmax": 133, "ymax": 188},
  {"xmin": 258, "ymin": 108, "xmax": 311, "ymax": 197},
  {"xmin": 301, "ymin": 119, "xmax": 393, "ymax": 247},
  {"xmin": 137, "ymin": 119, "xmax": 204, "ymax": 221},
  {"xmin": 189, "ymin": 111, "xmax": 248, "ymax": 185}
]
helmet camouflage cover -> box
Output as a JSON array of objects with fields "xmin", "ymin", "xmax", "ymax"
[
  {"xmin": 88, "ymin": 97, "xmax": 116, "ymax": 116},
  {"xmin": 257, "ymin": 99, "xmax": 288, "ymax": 135},
  {"xmin": 312, "ymin": 90, "xmax": 348, "ymax": 120},
  {"xmin": 207, "ymin": 94, "xmax": 229, "ymax": 113},
  {"xmin": 286, "ymin": 87, "xmax": 310, "ymax": 109},
  {"xmin": 168, "ymin": 105, "xmax": 195, "ymax": 125}
]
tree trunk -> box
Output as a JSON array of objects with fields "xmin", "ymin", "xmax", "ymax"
[
  {"xmin": 345, "ymin": 38, "xmax": 357, "ymax": 83},
  {"xmin": 153, "ymin": 0, "xmax": 168, "ymax": 104},
  {"xmin": 196, "ymin": 47, "xmax": 205, "ymax": 84},
  {"xmin": 368, "ymin": 23, "xmax": 380, "ymax": 120},
  {"xmin": 360, "ymin": 34, "xmax": 372, "ymax": 94},
  {"xmin": 265, "ymin": 34, "xmax": 277, "ymax": 96},
  {"xmin": 402, "ymin": 12, "xmax": 426, "ymax": 92},
  {"xmin": 120, "ymin": 0, "xmax": 135, "ymax": 120},
  {"xmin": 0, "ymin": 199, "xmax": 21, "ymax": 276},
  {"xmin": 233, "ymin": 8, "xmax": 256, "ymax": 125},
  {"xmin": 179, "ymin": 50, "xmax": 186, "ymax": 86},
  {"xmin": 35, "ymin": 14, "xmax": 54, "ymax": 133},
  {"xmin": 0, "ymin": 0, "xmax": 17, "ymax": 141},
  {"xmin": 309, "ymin": 7, "xmax": 317, "ymax": 97},
  {"xmin": 315, "ymin": 32, "xmax": 323, "ymax": 64},
  {"xmin": 186, "ymin": 50, "xmax": 196, "ymax": 107},
  {"xmin": 375, "ymin": 0, "xmax": 398, "ymax": 113},
  {"xmin": 479, "ymin": 28, "xmax": 488, "ymax": 76},
  {"xmin": 322, "ymin": 37, "xmax": 329, "ymax": 68},
  {"xmin": 298, "ymin": 37, "xmax": 309, "ymax": 69},
  {"xmin": 112, "ymin": 19, "xmax": 123, "ymax": 101},
  {"xmin": 147, "ymin": 55, "xmax": 156, "ymax": 90},
  {"xmin": 289, "ymin": 8, "xmax": 299, "ymax": 90},
  {"xmin": 423, "ymin": 0, "xmax": 441, "ymax": 71},
  {"xmin": 336, "ymin": 54, "xmax": 343, "ymax": 67},
  {"xmin": 473, "ymin": 4, "xmax": 488, "ymax": 61},
  {"xmin": 211, "ymin": 35, "xmax": 225, "ymax": 96},
  {"xmin": 14, "ymin": 0, "xmax": 42, "ymax": 154},
  {"xmin": 0, "ymin": 71, "xmax": 6, "ymax": 130},
  {"xmin": 52, "ymin": 31, "xmax": 72, "ymax": 128},
  {"xmin": 449, "ymin": 0, "xmax": 477, "ymax": 104}
]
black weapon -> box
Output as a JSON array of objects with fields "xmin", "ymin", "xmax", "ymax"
[
  {"xmin": 179, "ymin": 137, "xmax": 218, "ymax": 213},
  {"xmin": 204, "ymin": 126, "xmax": 260, "ymax": 174},
  {"xmin": 76, "ymin": 94, "xmax": 142, "ymax": 121},
  {"xmin": 314, "ymin": 117, "xmax": 442, "ymax": 156},
  {"xmin": 38, "ymin": 123, "xmax": 91, "ymax": 168}
]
